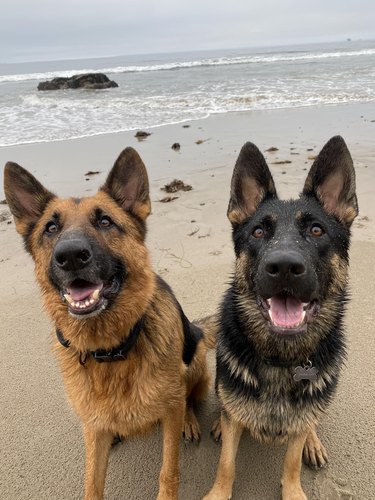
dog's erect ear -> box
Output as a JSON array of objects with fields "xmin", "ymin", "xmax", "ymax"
[
  {"xmin": 302, "ymin": 136, "xmax": 358, "ymax": 226},
  {"xmin": 3, "ymin": 162, "xmax": 55, "ymax": 237},
  {"xmin": 227, "ymin": 142, "xmax": 277, "ymax": 225},
  {"xmin": 101, "ymin": 147, "xmax": 151, "ymax": 220}
]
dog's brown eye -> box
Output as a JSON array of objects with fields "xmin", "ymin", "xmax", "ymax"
[
  {"xmin": 252, "ymin": 226, "xmax": 264, "ymax": 239},
  {"xmin": 99, "ymin": 216, "xmax": 113, "ymax": 229},
  {"xmin": 310, "ymin": 224, "xmax": 324, "ymax": 237},
  {"xmin": 45, "ymin": 221, "xmax": 58, "ymax": 234}
]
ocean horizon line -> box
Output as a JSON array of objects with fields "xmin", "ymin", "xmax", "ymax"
[{"xmin": 1, "ymin": 37, "xmax": 374, "ymax": 71}]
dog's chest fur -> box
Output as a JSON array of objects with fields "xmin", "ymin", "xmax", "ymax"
[
  {"xmin": 216, "ymin": 292, "xmax": 345, "ymax": 443},
  {"xmin": 217, "ymin": 359, "xmax": 328, "ymax": 443},
  {"xmin": 56, "ymin": 338, "xmax": 187, "ymax": 437}
]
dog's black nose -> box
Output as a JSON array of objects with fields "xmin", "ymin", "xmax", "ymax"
[
  {"xmin": 54, "ymin": 239, "xmax": 92, "ymax": 271},
  {"xmin": 264, "ymin": 250, "xmax": 306, "ymax": 281}
]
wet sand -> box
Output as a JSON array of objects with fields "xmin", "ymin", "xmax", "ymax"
[{"xmin": 0, "ymin": 103, "xmax": 374, "ymax": 499}]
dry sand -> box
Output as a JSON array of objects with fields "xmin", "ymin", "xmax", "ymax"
[{"xmin": 0, "ymin": 103, "xmax": 374, "ymax": 499}]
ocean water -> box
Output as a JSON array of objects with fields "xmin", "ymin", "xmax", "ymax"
[{"xmin": 0, "ymin": 40, "xmax": 374, "ymax": 147}]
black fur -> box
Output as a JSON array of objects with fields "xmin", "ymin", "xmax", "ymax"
[
  {"xmin": 216, "ymin": 136, "xmax": 357, "ymax": 444},
  {"xmin": 156, "ymin": 276, "xmax": 202, "ymax": 365}
]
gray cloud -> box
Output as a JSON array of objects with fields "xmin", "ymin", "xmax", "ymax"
[{"xmin": 1, "ymin": 0, "xmax": 374, "ymax": 62}]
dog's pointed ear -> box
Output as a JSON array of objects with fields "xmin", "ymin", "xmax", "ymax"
[
  {"xmin": 227, "ymin": 142, "xmax": 277, "ymax": 225},
  {"xmin": 302, "ymin": 136, "xmax": 358, "ymax": 226},
  {"xmin": 101, "ymin": 147, "xmax": 151, "ymax": 220},
  {"xmin": 4, "ymin": 162, "xmax": 55, "ymax": 236}
]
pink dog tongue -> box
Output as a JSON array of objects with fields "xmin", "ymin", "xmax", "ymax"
[
  {"xmin": 67, "ymin": 283, "xmax": 102, "ymax": 302},
  {"xmin": 270, "ymin": 295, "xmax": 304, "ymax": 328}
]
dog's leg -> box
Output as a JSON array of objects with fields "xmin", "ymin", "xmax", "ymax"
[
  {"xmin": 281, "ymin": 432, "xmax": 308, "ymax": 500},
  {"xmin": 203, "ymin": 413, "xmax": 243, "ymax": 500},
  {"xmin": 210, "ymin": 415, "xmax": 222, "ymax": 442},
  {"xmin": 303, "ymin": 425, "xmax": 328, "ymax": 470},
  {"xmin": 183, "ymin": 400, "xmax": 201, "ymax": 442},
  {"xmin": 83, "ymin": 426, "xmax": 112, "ymax": 500},
  {"xmin": 184, "ymin": 367, "xmax": 210, "ymax": 442},
  {"xmin": 157, "ymin": 399, "xmax": 185, "ymax": 500}
]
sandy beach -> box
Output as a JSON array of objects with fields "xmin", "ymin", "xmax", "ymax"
[{"xmin": 0, "ymin": 102, "xmax": 374, "ymax": 499}]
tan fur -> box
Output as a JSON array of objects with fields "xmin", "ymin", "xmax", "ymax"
[{"xmin": 4, "ymin": 157, "xmax": 214, "ymax": 500}]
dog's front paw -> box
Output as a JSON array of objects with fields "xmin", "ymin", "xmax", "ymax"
[
  {"xmin": 183, "ymin": 408, "xmax": 201, "ymax": 443},
  {"xmin": 157, "ymin": 494, "xmax": 177, "ymax": 500},
  {"xmin": 210, "ymin": 417, "xmax": 222, "ymax": 442},
  {"xmin": 303, "ymin": 431, "xmax": 328, "ymax": 470},
  {"xmin": 282, "ymin": 484, "xmax": 307, "ymax": 500},
  {"xmin": 202, "ymin": 490, "xmax": 231, "ymax": 500}
]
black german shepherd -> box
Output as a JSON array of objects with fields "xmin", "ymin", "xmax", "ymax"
[{"xmin": 204, "ymin": 136, "xmax": 357, "ymax": 500}]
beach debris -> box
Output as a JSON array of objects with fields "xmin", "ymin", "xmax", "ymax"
[
  {"xmin": 161, "ymin": 179, "xmax": 192, "ymax": 193},
  {"xmin": 307, "ymin": 148, "xmax": 314, "ymax": 151},
  {"xmin": 159, "ymin": 196, "xmax": 178, "ymax": 203},
  {"xmin": 84, "ymin": 170, "xmax": 101, "ymax": 176},
  {"xmin": 171, "ymin": 143, "xmax": 181, "ymax": 151},
  {"xmin": 188, "ymin": 228, "xmax": 200, "ymax": 237},
  {"xmin": 0, "ymin": 212, "xmax": 11, "ymax": 223},
  {"xmin": 272, "ymin": 160, "xmax": 292, "ymax": 165},
  {"xmin": 291, "ymin": 152, "xmax": 300, "ymax": 155},
  {"xmin": 38, "ymin": 73, "xmax": 118, "ymax": 91},
  {"xmin": 209, "ymin": 251, "xmax": 222, "ymax": 256},
  {"xmin": 265, "ymin": 146, "xmax": 279, "ymax": 152},
  {"xmin": 135, "ymin": 130, "xmax": 151, "ymax": 140},
  {"xmin": 308, "ymin": 155, "xmax": 317, "ymax": 160},
  {"xmin": 196, "ymin": 138, "xmax": 211, "ymax": 145},
  {"xmin": 182, "ymin": 124, "xmax": 190, "ymax": 128},
  {"xmin": 0, "ymin": 199, "xmax": 7, "ymax": 205}
]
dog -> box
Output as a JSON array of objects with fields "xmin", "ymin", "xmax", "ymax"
[
  {"xmin": 4, "ymin": 147, "xmax": 216, "ymax": 500},
  {"xmin": 203, "ymin": 136, "xmax": 357, "ymax": 500}
]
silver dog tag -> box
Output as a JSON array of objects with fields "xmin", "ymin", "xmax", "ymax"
[{"xmin": 293, "ymin": 360, "xmax": 318, "ymax": 382}]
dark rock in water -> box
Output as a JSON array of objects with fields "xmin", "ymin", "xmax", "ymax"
[
  {"xmin": 171, "ymin": 142, "xmax": 181, "ymax": 151},
  {"xmin": 38, "ymin": 73, "xmax": 118, "ymax": 91}
]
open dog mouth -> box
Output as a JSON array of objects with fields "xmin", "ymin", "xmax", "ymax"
[
  {"xmin": 259, "ymin": 293, "xmax": 319, "ymax": 335},
  {"xmin": 62, "ymin": 278, "xmax": 119, "ymax": 317}
]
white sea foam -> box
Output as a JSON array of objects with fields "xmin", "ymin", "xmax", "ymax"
[
  {"xmin": 1, "ymin": 48, "xmax": 374, "ymax": 83},
  {"xmin": 1, "ymin": 42, "xmax": 374, "ymax": 147}
]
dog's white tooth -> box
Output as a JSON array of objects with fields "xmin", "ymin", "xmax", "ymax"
[
  {"xmin": 89, "ymin": 298, "xmax": 95, "ymax": 304},
  {"xmin": 64, "ymin": 294, "xmax": 74, "ymax": 305},
  {"xmin": 92, "ymin": 289, "xmax": 100, "ymax": 300},
  {"xmin": 75, "ymin": 302, "xmax": 81, "ymax": 308},
  {"xmin": 85, "ymin": 300, "xmax": 90, "ymax": 306}
]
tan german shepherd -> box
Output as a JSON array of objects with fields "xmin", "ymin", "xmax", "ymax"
[{"xmin": 4, "ymin": 148, "xmax": 215, "ymax": 500}]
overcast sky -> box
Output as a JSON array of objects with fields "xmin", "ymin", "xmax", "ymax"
[{"xmin": 2, "ymin": 0, "xmax": 374, "ymax": 63}]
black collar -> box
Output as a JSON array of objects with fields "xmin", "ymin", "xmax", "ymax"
[
  {"xmin": 262, "ymin": 356, "xmax": 305, "ymax": 368},
  {"xmin": 56, "ymin": 316, "xmax": 145, "ymax": 365}
]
